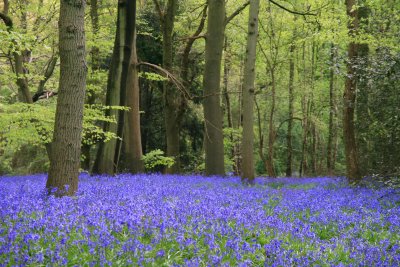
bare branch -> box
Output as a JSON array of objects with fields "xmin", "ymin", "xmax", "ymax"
[
  {"xmin": 268, "ymin": 0, "xmax": 317, "ymax": 16},
  {"xmin": 225, "ymin": 1, "xmax": 250, "ymax": 26},
  {"xmin": 180, "ymin": 4, "xmax": 207, "ymax": 85},
  {"xmin": 138, "ymin": 62, "xmax": 192, "ymax": 101}
]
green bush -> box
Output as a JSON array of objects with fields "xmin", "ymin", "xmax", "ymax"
[{"xmin": 142, "ymin": 149, "xmax": 175, "ymax": 172}]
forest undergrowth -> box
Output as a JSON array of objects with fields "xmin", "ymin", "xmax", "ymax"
[{"xmin": 1, "ymin": 174, "xmax": 400, "ymax": 266}]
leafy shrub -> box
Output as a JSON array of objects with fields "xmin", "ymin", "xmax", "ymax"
[{"xmin": 141, "ymin": 149, "xmax": 175, "ymax": 172}]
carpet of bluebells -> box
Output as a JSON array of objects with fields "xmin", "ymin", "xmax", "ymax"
[{"xmin": 1, "ymin": 174, "xmax": 400, "ymax": 266}]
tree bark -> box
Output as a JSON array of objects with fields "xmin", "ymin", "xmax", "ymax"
[
  {"xmin": 157, "ymin": 0, "xmax": 181, "ymax": 174},
  {"xmin": 355, "ymin": 1, "xmax": 370, "ymax": 175},
  {"xmin": 343, "ymin": 0, "xmax": 361, "ymax": 183},
  {"xmin": 222, "ymin": 37, "xmax": 236, "ymax": 173},
  {"xmin": 46, "ymin": 0, "xmax": 86, "ymax": 196},
  {"xmin": 124, "ymin": 0, "xmax": 144, "ymax": 173},
  {"xmin": 203, "ymin": 0, "xmax": 226, "ymax": 176},
  {"xmin": 266, "ymin": 68, "xmax": 276, "ymax": 177},
  {"xmin": 327, "ymin": 44, "xmax": 337, "ymax": 175},
  {"xmin": 241, "ymin": 0, "xmax": 259, "ymax": 182},
  {"xmin": 286, "ymin": 26, "xmax": 295, "ymax": 177},
  {"xmin": 92, "ymin": 1, "xmax": 133, "ymax": 174},
  {"xmin": 81, "ymin": 0, "xmax": 100, "ymax": 171},
  {"xmin": 3, "ymin": 0, "xmax": 9, "ymax": 14}
]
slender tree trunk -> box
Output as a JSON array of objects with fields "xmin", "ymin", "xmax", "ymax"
[
  {"xmin": 46, "ymin": 0, "xmax": 86, "ymax": 196},
  {"xmin": 266, "ymin": 68, "xmax": 276, "ymax": 177},
  {"xmin": 222, "ymin": 37, "xmax": 236, "ymax": 173},
  {"xmin": 286, "ymin": 30, "xmax": 295, "ymax": 177},
  {"xmin": 124, "ymin": 0, "xmax": 144, "ymax": 173},
  {"xmin": 344, "ymin": 0, "xmax": 361, "ymax": 183},
  {"xmin": 223, "ymin": 37, "xmax": 233, "ymax": 130},
  {"xmin": 327, "ymin": 44, "xmax": 336, "ymax": 175},
  {"xmin": 3, "ymin": 0, "xmax": 9, "ymax": 13},
  {"xmin": 311, "ymin": 121, "xmax": 317, "ymax": 175},
  {"xmin": 310, "ymin": 43, "xmax": 317, "ymax": 176},
  {"xmin": 355, "ymin": 2, "xmax": 370, "ymax": 175},
  {"xmin": 255, "ymin": 96, "xmax": 266, "ymax": 167},
  {"xmin": 241, "ymin": 0, "xmax": 260, "ymax": 182},
  {"xmin": 203, "ymin": 0, "xmax": 225, "ymax": 176},
  {"xmin": 160, "ymin": 0, "xmax": 181, "ymax": 174},
  {"xmin": 299, "ymin": 43, "xmax": 311, "ymax": 177}
]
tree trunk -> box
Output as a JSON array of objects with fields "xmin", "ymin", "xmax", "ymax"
[
  {"xmin": 160, "ymin": 0, "xmax": 181, "ymax": 174},
  {"xmin": 222, "ymin": 37, "xmax": 235, "ymax": 173},
  {"xmin": 81, "ymin": 0, "xmax": 100, "ymax": 171},
  {"xmin": 241, "ymin": 0, "xmax": 260, "ymax": 182},
  {"xmin": 299, "ymin": 43, "xmax": 310, "ymax": 177},
  {"xmin": 203, "ymin": 0, "xmax": 225, "ymax": 176},
  {"xmin": 92, "ymin": 1, "xmax": 133, "ymax": 174},
  {"xmin": 3, "ymin": 0, "xmax": 9, "ymax": 13},
  {"xmin": 344, "ymin": 0, "xmax": 361, "ymax": 183},
  {"xmin": 46, "ymin": 0, "xmax": 86, "ymax": 196},
  {"xmin": 327, "ymin": 44, "xmax": 337, "ymax": 175},
  {"xmin": 123, "ymin": 0, "xmax": 144, "ymax": 173},
  {"xmin": 286, "ymin": 30, "xmax": 295, "ymax": 177},
  {"xmin": 266, "ymin": 68, "xmax": 276, "ymax": 177},
  {"xmin": 255, "ymin": 96, "xmax": 266, "ymax": 168},
  {"xmin": 311, "ymin": 121, "xmax": 317, "ymax": 175},
  {"xmin": 355, "ymin": 2, "xmax": 370, "ymax": 175}
]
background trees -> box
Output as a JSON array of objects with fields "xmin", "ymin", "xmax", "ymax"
[{"xmin": 0, "ymin": 0, "xmax": 399, "ymax": 183}]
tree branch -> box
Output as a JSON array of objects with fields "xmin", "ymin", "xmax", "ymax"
[
  {"xmin": 138, "ymin": 62, "xmax": 192, "ymax": 101},
  {"xmin": 36, "ymin": 55, "xmax": 58, "ymax": 95},
  {"xmin": 180, "ymin": 4, "xmax": 207, "ymax": 80},
  {"xmin": 225, "ymin": 1, "xmax": 250, "ymax": 26},
  {"xmin": 152, "ymin": 0, "xmax": 163, "ymax": 19},
  {"xmin": 268, "ymin": 0, "xmax": 317, "ymax": 16}
]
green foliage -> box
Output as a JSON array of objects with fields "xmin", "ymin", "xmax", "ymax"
[
  {"xmin": 0, "ymin": 101, "xmax": 123, "ymax": 174},
  {"xmin": 138, "ymin": 71, "xmax": 168, "ymax": 82},
  {"xmin": 142, "ymin": 149, "xmax": 175, "ymax": 172}
]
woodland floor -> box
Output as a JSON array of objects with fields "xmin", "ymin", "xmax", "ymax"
[{"xmin": 0, "ymin": 174, "xmax": 399, "ymax": 266}]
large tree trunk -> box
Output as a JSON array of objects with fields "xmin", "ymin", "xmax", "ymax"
[
  {"xmin": 241, "ymin": 0, "xmax": 260, "ymax": 182},
  {"xmin": 203, "ymin": 0, "xmax": 225, "ymax": 176},
  {"xmin": 286, "ymin": 29, "xmax": 295, "ymax": 177},
  {"xmin": 344, "ymin": 0, "xmax": 361, "ymax": 183},
  {"xmin": 46, "ymin": 0, "xmax": 86, "ymax": 196},
  {"xmin": 92, "ymin": 1, "xmax": 133, "ymax": 174},
  {"xmin": 124, "ymin": 0, "xmax": 144, "ymax": 173}
]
